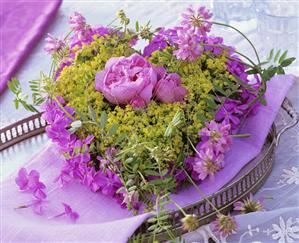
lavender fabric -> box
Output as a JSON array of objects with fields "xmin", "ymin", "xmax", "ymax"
[
  {"xmin": 0, "ymin": 0, "xmax": 62, "ymax": 94},
  {"xmin": 1, "ymin": 75, "xmax": 294, "ymax": 242}
]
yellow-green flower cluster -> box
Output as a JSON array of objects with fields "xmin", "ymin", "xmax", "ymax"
[{"xmin": 54, "ymin": 35, "xmax": 237, "ymax": 169}]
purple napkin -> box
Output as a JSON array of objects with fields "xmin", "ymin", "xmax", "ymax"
[
  {"xmin": 0, "ymin": 0, "xmax": 62, "ymax": 94},
  {"xmin": 1, "ymin": 75, "xmax": 295, "ymax": 242}
]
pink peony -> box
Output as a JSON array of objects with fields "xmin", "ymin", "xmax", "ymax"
[
  {"xmin": 95, "ymin": 53, "xmax": 157, "ymax": 106},
  {"xmin": 154, "ymin": 69, "xmax": 188, "ymax": 103}
]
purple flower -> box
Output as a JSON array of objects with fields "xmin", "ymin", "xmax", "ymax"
[
  {"xmin": 93, "ymin": 169, "xmax": 123, "ymax": 197},
  {"xmin": 211, "ymin": 214, "xmax": 237, "ymax": 237},
  {"xmin": 226, "ymin": 56, "xmax": 249, "ymax": 82},
  {"xmin": 15, "ymin": 168, "xmax": 47, "ymax": 199},
  {"xmin": 121, "ymin": 190, "xmax": 140, "ymax": 210},
  {"xmin": 193, "ymin": 148, "xmax": 224, "ymax": 180},
  {"xmin": 202, "ymin": 36, "xmax": 224, "ymax": 55},
  {"xmin": 181, "ymin": 5, "xmax": 213, "ymax": 36},
  {"xmin": 173, "ymin": 27, "xmax": 203, "ymax": 61},
  {"xmin": 143, "ymin": 28, "xmax": 176, "ymax": 57},
  {"xmin": 234, "ymin": 193, "xmax": 264, "ymax": 214},
  {"xmin": 215, "ymin": 99, "xmax": 248, "ymax": 130},
  {"xmin": 16, "ymin": 198, "xmax": 47, "ymax": 215},
  {"xmin": 154, "ymin": 70, "xmax": 188, "ymax": 104},
  {"xmin": 51, "ymin": 203, "xmax": 79, "ymax": 223},
  {"xmin": 69, "ymin": 12, "xmax": 86, "ymax": 33},
  {"xmin": 174, "ymin": 169, "xmax": 186, "ymax": 186},
  {"xmin": 198, "ymin": 120, "xmax": 232, "ymax": 154},
  {"xmin": 44, "ymin": 33, "xmax": 65, "ymax": 55},
  {"xmin": 95, "ymin": 53, "xmax": 157, "ymax": 106}
]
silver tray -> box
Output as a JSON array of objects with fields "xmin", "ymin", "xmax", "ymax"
[{"xmin": 0, "ymin": 98, "xmax": 298, "ymax": 242}]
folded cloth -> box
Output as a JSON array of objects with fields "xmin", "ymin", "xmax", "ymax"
[
  {"xmin": 0, "ymin": 75, "xmax": 295, "ymax": 242},
  {"xmin": 0, "ymin": 0, "xmax": 62, "ymax": 94}
]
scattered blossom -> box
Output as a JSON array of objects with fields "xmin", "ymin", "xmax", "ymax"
[
  {"xmin": 15, "ymin": 168, "xmax": 47, "ymax": 199},
  {"xmin": 16, "ymin": 198, "xmax": 47, "ymax": 215},
  {"xmin": 51, "ymin": 203, "xmax": 79, "ymax": 223},
  {"xmin": 211, "ymin": 214, "xmax": 237, "ymax": 237},
  {"xmin": 234, "ymin": 193, "xmax": 264, "ymax": 214},
  {"xmin": 181, "ymin": 214, "xmax": 200, "ymax": 232}
]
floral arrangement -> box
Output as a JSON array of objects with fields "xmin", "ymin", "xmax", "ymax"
[{"xmin": 9, "ymin": 4, "xmax": 295, "ymax": 239}]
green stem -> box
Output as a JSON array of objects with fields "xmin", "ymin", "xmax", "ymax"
[
  {"xmin": 202, "ymin": 43, "xmax": 256, "ymax": 68},
  {"xmin": 210, "ymin": 20, "xmax": 261, "ymax": 65},
  {"xmin": 181, "ymin": 167, "xmax": 221, "ymax": 214},
  {"xmin": 53, "ymin": 96, "xmax": 75, "ymax": 121},
  {"xmin": 231, "ymin": 133, "xmax": 251, "ymax": 138}
]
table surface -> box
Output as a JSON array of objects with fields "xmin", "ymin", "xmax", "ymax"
[{"xmin": 1, "ymin": 1, "xmax": 298, "ymax": 242}]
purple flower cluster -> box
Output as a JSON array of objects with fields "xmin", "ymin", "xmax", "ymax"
[
  {"xmin": 185, "ymin": 120, "xmax": 232, "ymax": 181},
  {"xmin": 143, "ymin": 5, "xmax": 212, "ymax": 61},
  {"xmin": 41, "ymin": 96, "xmax": 75, "ymax": 149},
  {"xmin": 41, "ymin": 96, "xmax": 136, "ymax": 209}
]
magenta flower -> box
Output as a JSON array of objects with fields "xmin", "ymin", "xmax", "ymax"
[
  {"xmin": 155, "ymin": 72, "xmax": 188, "ymax": 103},
  {"xmin": 234, "ymin": 193, "xmax": 264, "ymax": 214},
  {"xmin": 202, "ymin": 36, "xmax": 224, "ymax": 55},
  {"xmin": 198, "ymin": 120, "xmax": 232, "ymax": 155},
  {"xmin": 173, "ymin": 27, "xmax": 203, "ymax": 61},
  {"xmin": 211, "ymin": 214, "xmax": 237, "ymax": 237},
  {"xmin": 181, "ymin": 5, "xmax": 213, "ymax": 36},
  {"xmin": 15, "ymin": 168, "xmax": 47, "ymax": 199},
  {"xmin": 193, "ymin": 148, "xmax": 224, "ymax": 180},
  {"xmin": 51, "ymin": 203, "xmax": 79, "ymax": 223},
  {"xmin": 44, "ymin": 33, "xmax": 65, "ymax": 55},
  {"xmin": 143, "ymin": 28, "xmax": 177, "ymax": 57},
  {"xmin": 69, "ymin": 12, "xmax": 86, "ymax": 33},
  {"xmin": 95, "ymin": 53, "xmax": 157, "ymax": 106},
  {"xmin": 215, "ymin": 99, "xmax": 248, "ymax": 130},
  {"xmin": 121, "ymin": 190, "xmax": 140, "ymax": 210},
  {"xmin": 16, "ymin": 198, "xmax": 47, "ymax": 215},
  {"xmin": 93, "ymin": 169, "xmax": 123, "ymax": 197}
]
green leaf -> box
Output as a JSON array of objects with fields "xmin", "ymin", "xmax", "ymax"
[
  {"xmin": 259, "ymin": 96, "xmax": 267, "ymax": 106},
  {"xmin": 279, "ymin": 50, "xmax": 288, "ymax": 64},
  {"xmin": 246, "ymin": 69, "xmax": 259, "ymax": 75},
  {"xmin": 196, "ymin": 113, "xmax": 207, "ymax": 123},
  {"xmin": 277, "ymin": 66, "xmax": 285, "ymax": 74},
  {"xmin": 147, "ymin": 217, "xmax": 157, "ymax": 223},
  {"xmin": 274, "ymin": 49, "xmax": 281, "ymax": 62},
  {"xmin": 268, "ymin": 48, "xmax": 274, "ymax": 61},
  {"xmin": 88, "ymin": 105, "xmax": 97, "ymax": 121},
  {"xmin": 99, "ymin": 111, "xmax": 108, "ymax": 129},
  {"xmin": 108, "ymin": 123, "xmax": 119, "ymax": 136},
  {"xmin": 135, "ymin": 21, "xmax": 139, "ymax": 32},
  {"xmin": 213, "ymin": 84, "xmax": 227, "ymax": 96},
  {"xmin": 280, "ymin": 57, "xmax": 296, "ymax": 67}
]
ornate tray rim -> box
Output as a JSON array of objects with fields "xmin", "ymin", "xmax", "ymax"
[{"xmin": 0, "ymin": 98, "xmax": 298, "ymax": 242}]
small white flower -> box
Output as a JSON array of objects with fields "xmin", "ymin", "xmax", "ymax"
[
  {"xmin": 272, "ymin": 217, "xmax": 299, "ymax": 243},
  {"xmin": 280, "ymin": 167, "xmax": 299, "ymax": 185}
]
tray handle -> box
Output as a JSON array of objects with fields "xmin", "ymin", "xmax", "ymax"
[{"xmin": 276, "ymin": 98, "xmax": 299, "ymax": 146}]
